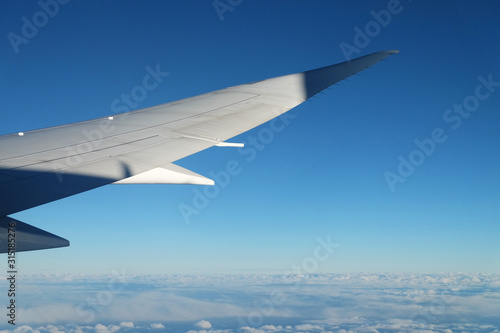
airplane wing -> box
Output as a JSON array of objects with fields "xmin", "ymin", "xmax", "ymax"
[{"xmin": 0, "ymin": 50, "xmax": 398, "ymax": 252}]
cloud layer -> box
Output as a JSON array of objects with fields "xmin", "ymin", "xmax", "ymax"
[{"xmin": 0, "ymin": 273, "xmax": 498, "ymax": 332}]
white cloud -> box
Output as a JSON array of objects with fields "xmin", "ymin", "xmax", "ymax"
[
  {"xmin": 259, "ymin": 325, "xmax": 282, "ymax": 331},
  {"xmin": 150, "ymin": 323, "xmax": 165, "ymax": 329},
  {"xmin": 196, "ymin": 320, "xmax": 212, "ymax": 329},
  {"xmin": 108, "ymin": 325, "xmax": 120, "ymax": 333},
  {"xmin": 238, "ymin": 328, "xmax": 266, "ymax": 333},
  {"xmin": 45, "ymin": 325, "xmax": 64, "ymax": 333},
  {"xmin": 119, "ymin": 322, "xmax": 134, "ymax": 328},
  {"xmin": 94, "ymin": 324, "xmax": 110, "ymax": 333},
  {"xmin": 295, "ymin": 324, "xmax": 324, "ymax": 331},
  {"xmin": 13, "ymin": 327, "xmax": 39, "ymax": 333}
]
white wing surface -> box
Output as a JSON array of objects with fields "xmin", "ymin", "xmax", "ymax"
[{"xmin": 0, "ymin": 50, "xmax": 398, "ymax": 252}]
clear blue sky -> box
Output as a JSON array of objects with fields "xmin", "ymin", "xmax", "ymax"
[{"xmin": 1, "ymin": 0, "xmax": 499, "ymax": 275}]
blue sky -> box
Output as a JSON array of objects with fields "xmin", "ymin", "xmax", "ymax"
[{"xmin": 1, "ymin": 0, "xmax": 499, "ymax": 277}]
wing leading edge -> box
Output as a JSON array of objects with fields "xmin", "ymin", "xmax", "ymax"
[{"xmin": 0, "ymin": 50, "xmax": 398, "ymax": 252}]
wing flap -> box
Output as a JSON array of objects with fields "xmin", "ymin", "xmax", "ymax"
[{"xmin": 113, "ymin": 164, "xmax": 214, "ymax": 185}]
